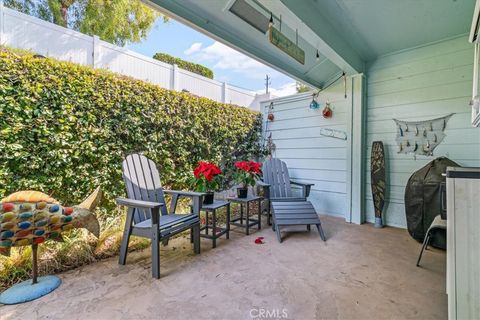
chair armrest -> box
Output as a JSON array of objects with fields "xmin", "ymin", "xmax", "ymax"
[
  {"xmin": 290, "ymin": 181, "xmax": 314, "ymax": 187},
  {"xmin": 256, "ymin": 180, "xmax": 270, "ymax": 187},
  {"xmin": 116, "ymin": 197, "xmax": 163, "ymax": 225},
  {"xmin": 163, "ymin": 190, "xmax": 206, "ymax": 198},
  {"xmin": 116, "ymin": 197, "xmax": 163, "ymax": 209},
  {"xmin": 290, "ymin": 181, "xmax": 314, "ymax": 198},
  {"xmin": 163, "ymin": 190, "xmax": 206, "ymax": 215}
]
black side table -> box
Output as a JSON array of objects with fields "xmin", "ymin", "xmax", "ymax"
[
  {"xmin": 199, "ymin": 200, "xmax": 230, "ymax": 248},
  {"xmin": 227, "ymin": 195, "xmax": 262, "ymax": 235}
]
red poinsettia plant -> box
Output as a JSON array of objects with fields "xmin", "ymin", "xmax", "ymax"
[
  {"xmin": 192, "ymin": 161, "xmax": 222, "ymax": 192},
  {"xmin": 234, "ymin": 160, "xmax": 262, "ymax": 188}
]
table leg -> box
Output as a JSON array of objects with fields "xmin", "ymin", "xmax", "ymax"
[
  {"xmin": 226, "ymin": 204, "xmax": 230, "ymax": 239},
  {"xmin": 246, "ymin": 201, "xmax": 250, "ymax": 235},
  {"xmin": 240, "ymin": 203, "xmax": 243, "ymax": 224},
  {"xmin": 205, "ymin": 211, "xmax": 209, "ymax": 235},
  {"xmin": 212, "ymin": 209, "xmax": 217, "ymax": 248},
  {"xmin": 258, "ymin": 199, "xmax": 261, "ymax": 229}
]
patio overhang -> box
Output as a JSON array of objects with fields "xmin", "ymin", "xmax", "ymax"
[{"xmin": 143, "ymin": 0, "xmax": 474, "ymax": 89}]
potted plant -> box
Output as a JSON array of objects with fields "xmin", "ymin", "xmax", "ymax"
[
  {"xmin": 234, "ymin": 160, "xmax": 262, "ymax": 198},
  {"xmin": 192, "ymin": 161, "xmax": 222, "ymax": 205}
]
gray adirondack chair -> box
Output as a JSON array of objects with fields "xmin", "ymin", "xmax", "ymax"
[
  {"xmin": 258, "ymin": 158, "xmax": 326, "ymax": 242},
  {"xmin": 258, "ymin": 158, "xmax": 313, "ymax": 224},
  {"xmin": 116, "ymin": 154, "xmax": 203, "ymax": 279}
]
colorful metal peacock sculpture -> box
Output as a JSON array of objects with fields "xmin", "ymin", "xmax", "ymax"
[{"xmin": 0, "ymin": 187, "xmax": 101, "ymax": 304}]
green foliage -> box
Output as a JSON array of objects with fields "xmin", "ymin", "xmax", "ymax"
[
  {"xmin": 4, "ymin": 0, "xmax": 162, "ymax": 46},
  {"xmin": 153, "ymin": 52, "xmax": 214, "ymax": 79},
  {"xmin": 79, "ymin": 0, "xmax": 163, "ymax": 46},
  {"xmin": 0, "ymin": 47, "xmax": 263, "ymax": 215}
]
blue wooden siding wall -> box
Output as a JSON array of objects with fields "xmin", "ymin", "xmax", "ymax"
[
  {"xmin": 262, "ymin": 79, "xmax": 356, "ymax": 219},
  {"xmin": 365, "ymin": 35, "xmax": 480, "ymax": 228}
]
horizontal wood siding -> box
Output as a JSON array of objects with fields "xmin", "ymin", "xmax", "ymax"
[
  {"xmin": 365, "ymin": 36, "xmax": 480, "ymax": 228},
  {"xmin": 262, "ymin": 80, "xmax": 352, "ymax": 218}
]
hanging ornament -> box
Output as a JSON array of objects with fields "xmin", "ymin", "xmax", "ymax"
[
  {"xmin": 309, "ymin": 94, "xmax": 320, "ymax": 109},
  {"xmin": 267, "ymin": 102, "xmax": 275, "ymax": 121},
  {"xmin": 322, "ymin": 102, "xmax": 332, "ymax": 118},
  {"xmin": 393, "ymin": 113, "xmax": 453, "ymax": 156}
]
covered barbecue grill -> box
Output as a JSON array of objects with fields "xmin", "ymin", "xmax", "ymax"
[{"xmin": 404, "ymin": 157, "xmax": 459, "ymax": 249}]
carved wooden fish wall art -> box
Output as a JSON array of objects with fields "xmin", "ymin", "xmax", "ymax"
[{"xmin": 393, "ymin": 114, "xmax": 453, "ymax": 156}]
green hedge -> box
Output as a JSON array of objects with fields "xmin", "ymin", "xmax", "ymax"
[
  {"xmin": 153, "ymin": 52, "xmax": 214, "ymax": 79},
  {"xmin": 0, "ymin": 48, "xmax": 262, "ymax": 214}
]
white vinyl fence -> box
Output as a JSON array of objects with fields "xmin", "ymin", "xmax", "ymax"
[{"xmin": 0, "ymin": 4, "xmax": 262, "ymax": 109}]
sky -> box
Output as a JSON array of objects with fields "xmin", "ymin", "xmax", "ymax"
[{"xmin": 127, "ymin": 18, "xmax": 298, "ymax": 97}]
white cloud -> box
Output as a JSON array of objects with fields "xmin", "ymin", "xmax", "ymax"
[
  {"xmin": 185, "ymin": 41, "xmax": 282, "ymax": 79},
  {"xmin": 257, "ymin": 82, "xmax": 298, "ymax": 98},
  {"xmin": 184, "ymin": 42, "xmax": 203, "ymax": 55},
  {"xmin": 184, "ymin": 40, "xmax": 296, "ymax": 96}
]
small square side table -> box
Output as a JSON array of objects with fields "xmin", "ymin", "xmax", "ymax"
[
  {"xmin": 227, "ymin": 195, "xmax": 262, "ymax": 235},
  {"xmin": 199, "ymin": 200, "xmax": 230, "ymax": 248}
]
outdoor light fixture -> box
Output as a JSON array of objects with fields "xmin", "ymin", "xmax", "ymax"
[
  {"xmin": 316, "ymin": 49, "xmax": 320, "ymax": 61},
  {"xmin": 269, "ymin": 12, "xmax": 273, "ymax": 27},
  {"xmin": 229, "ymin": 0, "xmax": 270, "ymax": 34}
]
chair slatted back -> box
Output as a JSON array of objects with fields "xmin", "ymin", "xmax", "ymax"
[
  {"xmin": 122, "ymin": 154, "xmax": 168, "ymax": 223},
  {"xmin": 262, "ymin": 158, "xmax": 292, "ymax": 198}
]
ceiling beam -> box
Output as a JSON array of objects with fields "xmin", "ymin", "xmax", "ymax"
[{"xmin": 280, "ymin": 0, "xmax": 365, "ymax": 74}]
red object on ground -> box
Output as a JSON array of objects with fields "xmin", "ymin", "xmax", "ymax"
[{"xmin": 254, "ymin": 237, "xmax": 264, "ymax": 244}]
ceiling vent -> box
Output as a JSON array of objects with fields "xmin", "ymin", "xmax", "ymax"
[{"xmin": 229, "ymin": 0, "xmax": 270, "ymax": 34}]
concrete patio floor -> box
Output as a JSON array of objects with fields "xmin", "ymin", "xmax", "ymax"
[{"xmin": 1, "ymin": 215, "xmax": 447, "ymax": 320}]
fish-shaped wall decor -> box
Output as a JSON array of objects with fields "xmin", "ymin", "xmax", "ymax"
[{"xmin": 393, "ymin": 114, "xmax": 453, "ymax": 156}]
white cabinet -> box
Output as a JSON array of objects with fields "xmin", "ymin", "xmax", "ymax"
[{"xmin": 446, "ymin": 167, "xmax": 480, "ymax": 320}]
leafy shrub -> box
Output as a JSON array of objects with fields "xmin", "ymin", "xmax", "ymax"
[
  {"xmin": 0, "ymin": 48, "xmax": 263, "ymax": 213},
  {"xmin": 153, "ymin": 52, "xmax": 214, "ymax": 79}
]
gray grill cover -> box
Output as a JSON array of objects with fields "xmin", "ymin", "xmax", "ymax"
[{"xmin": 404, "ymin": 157, "xmax": 459, "ymax": 249}]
